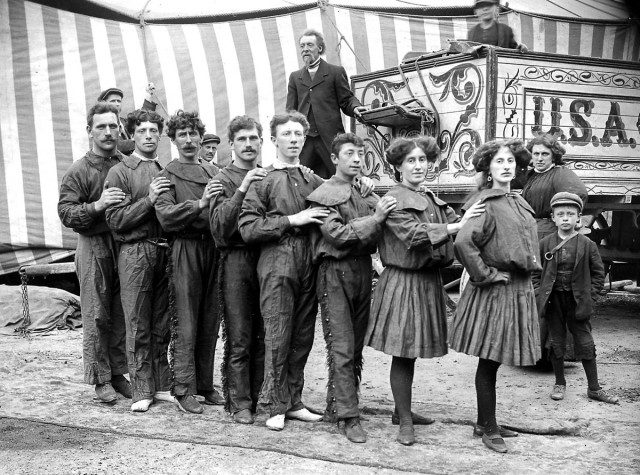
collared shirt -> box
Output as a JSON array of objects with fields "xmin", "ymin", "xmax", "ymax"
[
  {"xmin": 131, "ymin": 151, "xmax": 159, "ymax": 162},
  {"xmin": 271, "ymin": 157, "xmax": 301, "ymax": 169}
]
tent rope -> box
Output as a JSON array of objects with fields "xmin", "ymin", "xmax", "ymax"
[
  {"xmin": 138, "ymin": 0, "xmax": 170, "ymax": 117},
  {"xmin": 319, "ymin": 2, "xmax": 369, "ymax": 72}
]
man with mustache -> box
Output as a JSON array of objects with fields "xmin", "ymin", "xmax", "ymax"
[
  {"xmin": 198, "ymin": 133, "xmax": 220, "ymax": 165},
  {"xmin": 104, "ymin": 109, "xmax": 174, "ymax": 412},
  {"xmin": 155, "ymin": 110, "xmax": 224, "ymax": 414},
  {"xmin": 58, "ymin": 102, "xmax": 131, "ymax": 404},
  {"xmin": 286, "ymin": 29, "xmax": 367, "ymax": 179},
  {"xmin": 209, "ymin": 115, "xmax": 268, "ymax": 424}
]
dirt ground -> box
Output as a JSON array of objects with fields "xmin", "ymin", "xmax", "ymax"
[{"xmin": 1, "ymin": 293, "xmax": 639, "ymax": 474}]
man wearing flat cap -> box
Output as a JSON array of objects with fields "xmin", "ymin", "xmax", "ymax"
[
  {"xmin": 97, "ymin": 83, "xmax": 158, "ymax": 155},
  {"xmin": 198, "ymin": 134, "xmax": 220, "ymax": 165}
]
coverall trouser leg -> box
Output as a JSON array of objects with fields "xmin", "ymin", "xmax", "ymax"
[
  {"xmin": 318, "ymin": 257, "xmax": 372, "ymax": 421},
  {"xmin": 221, "ymin": 249, "xmax": 264, "ymax": 414},
  {"xmin": 171, "ymin": 238, "xmax": 219, "ymax": 397},
  {"xmin": 257, "ymin": 238, "xmax": 318, "ymax": 416},
  {"xmin": 75, "ymin": 234, "xmax": 127, "ymax": 385},
  {"xmin": 119, "ymin": 241, "xmax": 171, "ymax": 403}
]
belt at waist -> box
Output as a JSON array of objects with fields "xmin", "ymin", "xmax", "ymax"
[{"xmin": 175, "ymin": 232, "xmax": 213, "ymax": 241}]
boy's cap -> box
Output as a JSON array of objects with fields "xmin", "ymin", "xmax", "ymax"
[
  {"xmin": 550, "ymin": 192, "xmax": 583, "ymax": 211},
  {"xmin": 97, "ymin": 87, "xmax": 124, "ymax": 101},
  {"xmin": 201, "ymin": 134, "xmax": 220, "ymax": 145}
]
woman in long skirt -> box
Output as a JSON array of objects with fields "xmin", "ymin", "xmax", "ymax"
[
  {"xmin": 449, "ymin": 139, "xmax": 542, "ymax": 453},
  {"xmin": 365, "ymin": 136, "xmax": 484, "ymax": 445}
]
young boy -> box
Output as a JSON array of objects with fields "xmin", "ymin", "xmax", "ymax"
[
  {"xmin": 535, "ymin": 192, "xmax": 618, "ymax": 404},
  {"xmin": 307, "ymin": 133, "xmax": 396, "ymax": 443}
]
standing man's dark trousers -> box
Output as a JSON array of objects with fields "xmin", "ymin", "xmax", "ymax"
[
  {"xmin": 299, "ymin": 135, "xmax": 333, "ymax": 179},
  {"xmin": 119, "ymin": 241, "xmax": 171, "ymax": 403},
  {"xmin": 220, "ymin": 249, "xmax": 265, "ymax": 414},
  {"xmin": 170, "ymin": 237, "xmax": 220, "ymax": 397},
  {"xmin": 317, "ymin": 256, "xmax": 372, "ymax": 422},
  {"xmin": 75, "ymin": 233, "xmax": 127, "ymax": 385},
  {"xmin": 257, "ymin": 237, "xmax": 318, "ymax": 416}
]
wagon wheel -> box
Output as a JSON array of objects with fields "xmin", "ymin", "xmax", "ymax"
[{"xmin": 583, "ymin": 211, "xmax": 610, "ymax": 246}]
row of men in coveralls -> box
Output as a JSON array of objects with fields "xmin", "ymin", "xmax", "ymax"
[{"xmin": 57, "ymin": 95, "xmax": 401, "ymax": 441}]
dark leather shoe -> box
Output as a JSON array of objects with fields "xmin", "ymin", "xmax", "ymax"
[
  {"xmin": 198, "ymin": 389, "xmax": 225, "ymax": 405},
  {"xmin": 343, "ymin": 417, "xmax": 367, "ymax": 443},
  {"xmin": 177, "ymin": 395, "xmax": 204, "ymax": 414},
  {"xmin": 482, "ymin": 433, "xmax": 508, "ymax": 453},
  {"xmin": 111, "ymin": 375, "xmax": 132, "ymax": 399},
  {"xmin": 95, "ymin": 383, "xmax": 117, "ymax": 404},
  {"xmin": 233, "ymin": 409, "xmax": 254, "ymax": 424},
  {"xmin": 473, "ymin": 424, "xmax": 519, "ymax": 438},
  {"xmin": 392, "ymin": 411, "xmax": 435, "ymax": 426},
  {"xmin": 396, "ymin": 420, "xmax": 415, "ymax": 446}
]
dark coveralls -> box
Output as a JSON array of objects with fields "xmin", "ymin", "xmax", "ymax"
[
  {"xmin": 534, "ymin": 233, "xmax": 605, "ymax": 360},
  {"xmin": 209, "ymin": 164, "xmax": 265, "ymax": 414},
  {"xmin": 58, "ymin": 150, "xmax": 127, "ymax": 385},
  {"xmin": 307, "ymin": 176, "xmax": 381, "ymax": 422},
  {"xmin": 105, "ymin": 154, "xmax": 171, "ymax": 402},
  {"xmin": 155, "ymin": 160, "xmax": 220, "ymax": 397},
  {"xmin": 238, "ymin": 165, "xmax": 324, "ymax": 416}
]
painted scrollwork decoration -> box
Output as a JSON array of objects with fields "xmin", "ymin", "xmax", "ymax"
[
  {"xmin": 571, "ymin": 160, "xmax": 640, "ymax": 172},
  {"xmin": 524, "ymin": 67, "xmax": 640, "ymax": 89},
  {"xmin": 362, "ymin": 126, "xmax": 393, "ymax": 180},
  {"xmin": 428, "ymin": 63, "xmax": 483, "ymax": 178},
  {"xmin": 502, "ymin": 70, "xmax": 521, "ymax": 138},
  {"xmin": 361, "ymin": 79, "xmax": 409, "ymax": 109},
  {"xmin": 429, "ymin": 63, "xmax": 482, "ymax": 125}
]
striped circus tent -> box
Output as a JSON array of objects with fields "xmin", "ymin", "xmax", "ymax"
[{"xmin": 0, "ymin": 0, "xmax": 638, "ymax": 275}]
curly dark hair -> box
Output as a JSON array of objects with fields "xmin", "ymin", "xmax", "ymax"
[
  {"xmin": 526, "ymin": 133, "xmax": 566, "ymax": 165},
  {"xmin": 227, "ymin": 115, "xmax": 263, "ymax": 142},
  {"xmin": 86, "ymin": 102, "xmax": 119, "ymax": 127},
  {"xmin": 331, "ymin": 132, "xmax": 364, "ymax": 157},
  {"xmin": 472, "ymin": 139, "xmax": 531, "ymax": 189},
  {"xmin": 166, "ymin": 110, "xmax": 206, "ymax": 140},
  {"xmin": 270, "ymin": 111, "xmax": 309, "ymax": 137},
  {"xmin": 126, "ymin": 108, "xmax": 164, "ymax": 136},
  {"xmin": 385, "ymin": 136, "xmax": 439, "ymax": 181}
]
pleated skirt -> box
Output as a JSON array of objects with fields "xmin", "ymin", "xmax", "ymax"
[
  {"xmin": 366, "ymin": 266, "xmax": 448, "ymax": 359},
  {"xmin": 449, "ymin": 272, "xmax": 541, "ymax": 366}
]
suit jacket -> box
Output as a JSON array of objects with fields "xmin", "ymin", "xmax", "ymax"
[
  {"xmin": 286, "ymin": 59, "xmax": 362, "ymax": 152},
  {"xmin": 533, "ymin": 233, "xmax": 605, "ymax": 320}
]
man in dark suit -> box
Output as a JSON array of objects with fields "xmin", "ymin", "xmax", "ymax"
[{"xmin": 286, "ymin": 29, "xmax": 367, "ymax": 178}]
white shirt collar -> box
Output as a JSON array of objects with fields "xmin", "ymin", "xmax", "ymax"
[
  {"xmin": 271, "ymin": 157, "xmax": 301, "ymax": 169},
  {"xmin": 132, "ymin": 151, "xmax": 158, "ymax": 162}
]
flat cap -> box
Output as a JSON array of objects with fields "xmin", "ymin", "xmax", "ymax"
[
  {"xmin": 97, "ymin": 87, "xmax": 124, "ymax": 101},
  {"xmin": 550, "ymin": 192, "xmax": 583, "ymax": 211},
  {"xmin": 201, "ymin": 133, "xmax": 220, "ymax": 144},
  {"xmin": 474, "ymin": 0, "xmax": 499, "ymax": 7}
]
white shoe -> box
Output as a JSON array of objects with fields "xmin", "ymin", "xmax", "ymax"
[
  {"xmin": 154, "ymin": 391, "xmax": 177, "ymax": 403},
  {"xmin": 266, "ymin": 414, "xmax": 285, "ymax": 431},
  {"xmin": 285, "ymin": 407, "xmax": 323, "ymax": 422},
  {"xmin": 131, "ymin": 399, "xmax": 153, "ymax": 412}
]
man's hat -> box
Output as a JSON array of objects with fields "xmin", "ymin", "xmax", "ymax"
[
  {"xmin": 201, "ymin": 134, "xmax": 220, "ymax": 145},
  {"xmin": 550, "ymin": 192, "xmax": 583, "ymax": 212},
  {"xmin": 97, "ymin": 87, "xmax": 124, "ymax": 101},
  {"xmin": 474, "ymin": 0, "xmax": 498, "ymax": 7}
]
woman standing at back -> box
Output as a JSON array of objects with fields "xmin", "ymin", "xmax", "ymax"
[{"xmin": 450, "ymin": 139, "xmax": 541, "ymax": 454}]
